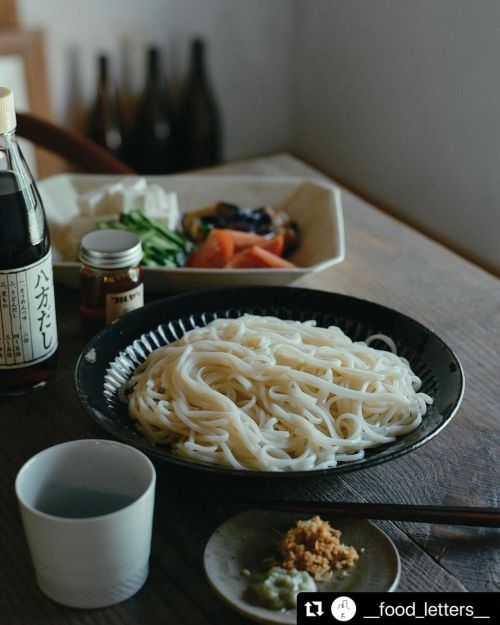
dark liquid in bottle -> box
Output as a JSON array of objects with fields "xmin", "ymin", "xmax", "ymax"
[
  {"xmin": 175, "ymin": 39, "xmax": 222, "ymax": 171},
  {"xmin": 133, "ymin": 48, "xmax": 174, "ymax": 174},
  {"xmin": 0, "ymin": 171, "xmax": 57, "ymax": 394},
  {"xmin": 86, "ymin": 56, "xmax": 126, "ymax": 161}
]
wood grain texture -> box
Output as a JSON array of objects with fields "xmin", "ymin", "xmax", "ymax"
[
  {"xmin": 0, "ymin": 0, "xmax": 18, "ymax": 28},
  {"xmin": 0, "ymin": 155, "xmax": 498, "ymax": 624},
  {"xmin": 216, "ymin": 154, "xmax": 500, "ymax": 593}
]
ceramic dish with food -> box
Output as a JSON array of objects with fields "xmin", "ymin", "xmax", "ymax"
[
  {"xmin": 40, "ymin": 174, "xmax": 344, "ymax": 292},
  {"xmin": 203, "ymin": 510, "xmax": 400, "ymax": 625},
  {"xmin": 75, "ymin": 286, "xmax": 464, "ymax": 478}
]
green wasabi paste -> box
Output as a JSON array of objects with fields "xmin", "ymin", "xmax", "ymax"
[{"xmin": 252, "ymin": 566, "xmax": 317, "ymax": 610}]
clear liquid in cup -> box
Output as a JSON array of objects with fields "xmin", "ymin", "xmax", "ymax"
[{"xmin": 35, "ymin": 484, "xmax": 136, "ymax": 518}]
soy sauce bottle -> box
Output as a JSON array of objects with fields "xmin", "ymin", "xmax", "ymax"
[
  {"xmin": 176, "ymin": 38, "xmax": 222, "ymax": 170},
  {"xmin": 133, "ymin": 47, "xmax": 174, "ymax": 174},
  {"xmin": 0, "ymin": 87, "xmax": 58, "ymax": 394}
]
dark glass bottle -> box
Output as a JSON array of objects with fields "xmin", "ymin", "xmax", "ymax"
[
  {"xmin": 0, "ymin": 87, "xmax": 58, "ymax": 394},
  {"xmin": 86, "ymin": 55, "xmax": 126, "ymax": 160},
  {"xmin": 133, "ymin": 47, "xmax": 173, "ymax": 174},
  {"xmin": 176, "ymin": 38, "xmax": 222, "ymax": 170}
]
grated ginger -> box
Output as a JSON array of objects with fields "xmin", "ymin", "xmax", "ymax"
[{"xmin": 267, "ymin": 515, "xmax": 359, "ymax": 581}]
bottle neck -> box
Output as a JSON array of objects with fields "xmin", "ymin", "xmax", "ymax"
[
  {"xmin": 0, "ymin": 130, "xmax": 25, "ymax": 175},
  {"xmin": 190, "ymin": 39, "xmax": 206, "ymax": 79},
  {"xmin": 98, "ymin": 56, "xmax": 108, "ymax": 84},
  {"xmin": 0, "ymin": 129, "xmax": 18, "ymax": 150},
  {"xmin": 0, "ymin": 129, "xmax": 34, "ymax": 192},
  {"xmin": 147, "ymin": 48, "xmax": 160, "ymax": 82}
]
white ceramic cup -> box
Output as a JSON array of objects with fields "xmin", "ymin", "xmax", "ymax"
[{"xmin": 15, "ymin": 439, "xmax": 156, "ymax": 609}]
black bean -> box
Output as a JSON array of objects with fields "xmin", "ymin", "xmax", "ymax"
[
  {"xmin": 251, "ymin": 207, "xmax": 272, "ymax": 225},
  {"xmin": 201, "ymin": 214, "xmax": 226, "ymax": 228},
  {"xmin": 231, "ymin": 221, "xmax": 256, "ymax": 232},
  {"xmin": 256, "ymin": 224, "xmax": 273, "ymax": 235},
  {"xmin": 216, "ymin": 202, "xmax": 243, "ymax": 220}
]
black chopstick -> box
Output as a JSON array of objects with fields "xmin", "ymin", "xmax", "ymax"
[{"xmin": 228, "ymin": 501, "xmax": 500, "ymax": 527}]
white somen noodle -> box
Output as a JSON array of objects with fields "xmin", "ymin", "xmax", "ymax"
[{"xmin": 122, "ymin": 315, "xmax": 432, "ymax": 471}]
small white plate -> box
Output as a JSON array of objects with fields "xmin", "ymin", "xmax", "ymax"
[
  {"xmin": 39, "ymin": 174, "xmax": 345, "ymax": 292},
  {"xmin": 204, "ymin": 510, "xmax": 400, "ymax": 625}
]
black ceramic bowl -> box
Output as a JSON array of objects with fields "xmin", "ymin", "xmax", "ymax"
[{"xmin": 75, "ymin": 286, "xmax": 464, "ymax": 478}]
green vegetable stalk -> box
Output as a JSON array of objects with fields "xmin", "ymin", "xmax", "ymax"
[{"xmin": 97, "ymin": 210, "xmax": 194, "ymax": 267}]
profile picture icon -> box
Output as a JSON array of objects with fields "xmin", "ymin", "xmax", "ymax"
[{"xmin": 331, "ymin": 596, "xmax": 357, "ymax": 621}]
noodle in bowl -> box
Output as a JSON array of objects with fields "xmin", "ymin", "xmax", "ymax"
[{"xmin": 122, "ymin": 315, "xmax": 432, "ymax": 471}]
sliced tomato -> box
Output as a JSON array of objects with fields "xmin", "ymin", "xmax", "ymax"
[
  {"xmin": 259, "ymin": 233, "xmax": 285, "ymax": 257},
  {"xmin": 220, "ymin": 229, "xmax": 270, "ymax": 251},
  {"xmin": 225, "ymin": 245, "xmax": 296, "ymax": 269},
  {"xmin": 221, "ymin": 229, "xmax": 285, "ymax": 257},
  {"xmin": 186, "ymin": 229, "xmax": 235, "ymax": 268}
]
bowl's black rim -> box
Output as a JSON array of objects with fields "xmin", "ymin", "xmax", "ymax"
[{"xmin": 75, "ymin": 286, "xmax": 465, "ymax": 478}]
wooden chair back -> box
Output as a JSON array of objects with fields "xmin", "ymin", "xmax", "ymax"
[{"xmin": 16, "ymin": 112, "xmax": 134, "ymax": 175}]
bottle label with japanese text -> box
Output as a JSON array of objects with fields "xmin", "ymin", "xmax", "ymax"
[
  {"xmin": 0, "ymin": 252, "xmax": 58, "ymax": 369},
  {"xmin": 105, "ymin": 283, "xmax": 144, "ymax": 324}
]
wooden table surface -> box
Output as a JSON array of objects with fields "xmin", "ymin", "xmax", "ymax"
[{"xmin": 1, "ymin": 155, "xmax": 499, "ymax": 624}]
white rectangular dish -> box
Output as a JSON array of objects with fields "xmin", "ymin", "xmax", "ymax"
[{"xmin": 39, "ymin": 174, "xmax": 345, "ymax": 292}]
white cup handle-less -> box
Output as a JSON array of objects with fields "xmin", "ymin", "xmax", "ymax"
[{"xmin": 15, "ymin": 439, "xmax": 156, "ymax": 609}]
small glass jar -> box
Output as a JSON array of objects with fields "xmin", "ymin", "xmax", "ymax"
[{"xmin": 79, "ymin": 229, "xmax": 144, "ymax": 329}]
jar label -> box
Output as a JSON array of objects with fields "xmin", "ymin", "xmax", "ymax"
[
  {"xmin": 105, "ymin": 283, "xmax": 144, "ymax": 324},
  {"xmin": 0, "ymin": 251, "xmax": 58, "ymax": 369}
]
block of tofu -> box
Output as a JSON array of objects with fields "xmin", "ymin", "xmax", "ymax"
[{"xmin": 77, "ymin": 178, "xmax": 180, "ymax": 230}]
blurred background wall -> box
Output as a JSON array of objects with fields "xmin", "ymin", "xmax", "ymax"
[
  {"xmin": 15, "ymin": 0, "xmax": 500, "ymax": 273},
  {"xmin": 292, "ymin": 0, "xmax": 500, "ymax": 274},
  {"xmin": 18, "ymin": 0, "xmax": 296, "ymax": 160}
]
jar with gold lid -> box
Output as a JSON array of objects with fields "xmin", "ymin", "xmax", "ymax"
[{"xmin": 79, "ymin": 229, "xmax": 144, "ymax": 329}]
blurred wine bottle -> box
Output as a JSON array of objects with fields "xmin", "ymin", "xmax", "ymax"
[
  {"xmin": 86, "ymin": 55, "xmax": 126, "ymax": 160},
  {"xmin": 133, "ymin": 47, "xmax": 173, "ymax": 174},
  {"xmin": 176, "ymin": 38, "xmax": 222, "ymax": 170}
]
